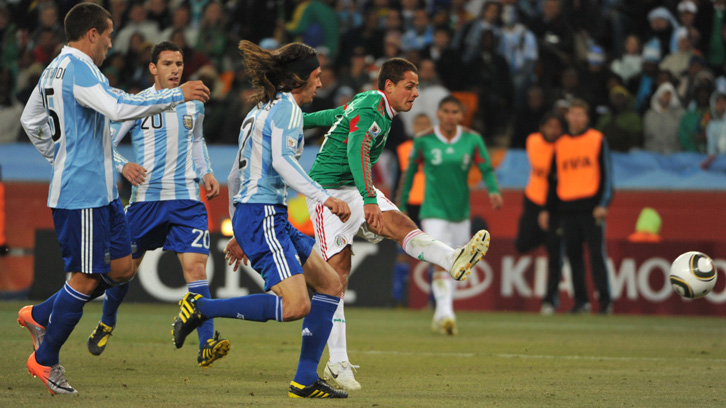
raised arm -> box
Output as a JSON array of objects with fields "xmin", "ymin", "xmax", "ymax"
[
  {"xmin": 70, "ymin": 61, "xmax": 189, "ymax": 122},
  {"xmin": 303, "ymin": 105, "xmax": 344, "ymax": 129},
  {"xmin": 269, "ymin": 107, "xmax": 329, "ymax": 205}
]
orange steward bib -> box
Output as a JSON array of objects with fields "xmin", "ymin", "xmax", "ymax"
[{"xmin": 554, "ymin": 129, "xmax": 602, "ymax": 201}]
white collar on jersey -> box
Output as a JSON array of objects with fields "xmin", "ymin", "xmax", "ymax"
[
  {"xmin": 274, "ymin": 91, "xmax": 299, "ymax": 106},
  {"xmin": 376, "ymin": 90, "xmax": 396, "ymax": 118},
  {"xmin": 282, "ymin": 92, "xmax": 296, "ymax": 105},
  {"xmin": 434, "ymin": 125, "xmax": 462, "ymax": 144},
  {"xmin": 60, "ymin": 45, "xmax": 95, "ymax": 65}
]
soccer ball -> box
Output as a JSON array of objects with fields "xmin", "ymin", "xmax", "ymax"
[{"xmin": 669, "ymin": 251, "xmax": 717, "ymax": 299}]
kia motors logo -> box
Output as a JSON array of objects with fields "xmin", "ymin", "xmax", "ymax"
[{"xmin": 411, "ymin": 260, "xmax": 494, "ymax": 299}]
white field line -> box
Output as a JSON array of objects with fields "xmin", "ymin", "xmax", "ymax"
[
  {"xmin": 352, "ymin": 350, "xmax": 475, "ymax": 358},
  {"xmin": 350, "ymin": 350, "xmax": 726, "ymax": 363},
  {"xmin": 495, "ymin": 353, "xmax": 726, "ymax": 363}
]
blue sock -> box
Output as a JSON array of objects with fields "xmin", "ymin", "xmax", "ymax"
[
  {"xmin": 197, "ymin": 293, "xmax": 283, "ymax": 322},
  {"xmin": 32, "ymin": 292, "xmax": 58, "ymax": 327},
  {"xmin": 35, "ymin": 283, "xmax": 89, "ymax": 366},
  {"xmin": 101, "ymin": 283, "xmax": 130, "ymax": 327},
  {"xmin": 33, "ymin": 274, "xmax": 120, "ymax": 327},
  {"xmin": 293, "ymin": 293, "xmax": 340, "ymax": 386},
  {"xmin": 188, "ymin": 280, "xmax": 214, "ymax": 346}
]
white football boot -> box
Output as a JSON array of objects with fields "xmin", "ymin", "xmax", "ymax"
[
  {"xmin": 449, "ymin": 230, "xmax": 490, "ymax": 281},
  {"xmin": 323, "ymin": 361, "xmax": 361, "ymax": 391},
  {"xmin": 431, "ymin": 316, "xmax": 458, "ymax": 335}
]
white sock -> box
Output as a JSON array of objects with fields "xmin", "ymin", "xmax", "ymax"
[
  {"xmin": 403, "ymin": 229, "xmax": 456, "ymax": 271},
  {"xmin": 327, "ymin": 299, "xmax": 349, "ymax": 364},
  {"xmin": 432, "ymin": 270, "xmax": 455, "ymax": 320}
]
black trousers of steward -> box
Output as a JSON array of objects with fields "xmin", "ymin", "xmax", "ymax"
[{"xmin": 560, "ymin": 210, "xmax": 611, "ymax": 310}]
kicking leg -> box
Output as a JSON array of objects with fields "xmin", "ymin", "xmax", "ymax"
[{"xmin": 382, "ymin": 211, "xmax": 490, "ymax": 281}]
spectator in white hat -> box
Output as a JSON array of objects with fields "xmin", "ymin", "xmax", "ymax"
[
  {"xmin": 647, "ymin": 7, "xmax": 679, "ymax": 58},
  {"xmin": 677, "ymin": 1, "xmax": 701, "ymax": 50},
  {"xmin": 661, "ymin": 27, "xmax": 696, "ymax": 77}
]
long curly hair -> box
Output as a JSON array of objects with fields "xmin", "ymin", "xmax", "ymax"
[{"xmin": 238, "ymin": 40, "xmax": 318, "ymax": 105}]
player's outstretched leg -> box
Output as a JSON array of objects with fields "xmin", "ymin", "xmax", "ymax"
[
  {"xmin": 172, "ymin": 293, "xmax": 207, "ymax": 348},
  {"xmin": 291, "ymin": 292, "xmax": 346, "ymax": 396},
  {"xmin": 197, "ymin": 331, "xmax": 231, "ymax": 368},
  {"xmin": 289, "ymin": 378, "xmax": 348, "ymax": 399},
  {"xmin": 27, "ymin": 352, "xmax": 78, "ymax": 395},
  {"xmin": 449, "ymin": 230, "xmax": 490, "ymax": 281},
  {"xmin": 17, "ymin": 305, "xmax": 46, "ymax": 351}
]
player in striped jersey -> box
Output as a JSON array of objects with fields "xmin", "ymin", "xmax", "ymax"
[
  {"xmin": 172, "ymin": 41, "xmax": 349, "ymax": 399},
  {"xmin": 85, "ymin": 41, "xmax": 228, "ymax": 368},
  {"xmin": 303, "ymin": 59, "xmax": 490, "ymax": 391},
  {"xmin": 17, "ymin": 3, "xmax": 209, "ymax": 395}
]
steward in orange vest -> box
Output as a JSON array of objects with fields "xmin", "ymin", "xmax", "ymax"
[
  {"xmin": 514, "ymin": 113, "xmax": 565, "ymax": 313},
  {"xmin": 544, "ymin": 99, "xmax": 614, "ymax": 315}
]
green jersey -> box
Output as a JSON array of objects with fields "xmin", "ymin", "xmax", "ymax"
[
  {"xmin": 400, "ymin": 126, "xmax": 500, "ymax": 222},
  {"xmin": 304, "ymin": 90, "xmax": 395, "ymax": 205}
]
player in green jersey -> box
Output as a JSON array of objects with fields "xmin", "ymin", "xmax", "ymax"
[
  {"xmin": 304, "ymin": 58, "xmax": 491, "ymax": 391},
  {"xmin": 400, "ymin": 96, "xmax": 502, "ymax": 335}
]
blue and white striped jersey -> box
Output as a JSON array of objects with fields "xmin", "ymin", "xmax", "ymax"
[
  {"xmin": 227, "ymin": 92, "xmax": 328, "ymax": 216},
  {"xmin": 21, "ymin": 46, "xmax": 184, "ymax": 209},
  {"xmin": 111, "ymin": 85, "xmax": 212, "ymax": 203}
]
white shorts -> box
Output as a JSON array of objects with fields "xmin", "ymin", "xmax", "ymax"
[
  {"xmin": 307, "ymin": 186, "xmax": 399, "ymax": 260},
  {"xmin": 421, "ymin": 218, "xmax": 471, "ymax": 248}
]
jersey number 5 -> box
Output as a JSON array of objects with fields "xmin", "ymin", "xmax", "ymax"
[
  {"xmin": 237, "ymin": 116, "xmax": 255, "ymax": 169},
  {"xmin": 42, "ymin": 88, "xmax": 62, "ymax": 142}
]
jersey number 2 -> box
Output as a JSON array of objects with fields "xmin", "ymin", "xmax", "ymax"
[{"xmin": 237, "ymin": 116, "xmax": 255, "ymax": 169}]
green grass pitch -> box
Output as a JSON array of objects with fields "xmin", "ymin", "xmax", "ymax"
[{"xmin": 1, "ymin": 301, "xmax": 725, "ymax": 407}]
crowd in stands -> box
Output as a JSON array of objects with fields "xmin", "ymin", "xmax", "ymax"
[{"xmin": 2, "ymin": 0, "xmax": 726, "ymax": 162}]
